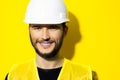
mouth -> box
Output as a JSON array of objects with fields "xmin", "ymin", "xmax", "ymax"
[{"xmin": 39, "ymin": 41, "xmax": 55, "ymax": 49}]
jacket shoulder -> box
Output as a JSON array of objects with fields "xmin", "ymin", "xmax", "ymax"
[
  {"xmin": 8, "ymin": 59, "xmax": 39, "ymax": 80},
  {"xmin": 9, "ymin": 59, "xmax": 35, "ymax": 73},
  {"xmin": 62, "ymin": 59, "xmax": 92, "ymax": 80}
]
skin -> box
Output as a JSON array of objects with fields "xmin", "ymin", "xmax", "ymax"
[{"xmin": 29, "ymin": 23, "xmax": 68, "ymax": 69}]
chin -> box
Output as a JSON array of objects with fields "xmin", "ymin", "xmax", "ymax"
[{"xmin": 36, "ymin": 49, "xmax": 58, "ymax": 59}]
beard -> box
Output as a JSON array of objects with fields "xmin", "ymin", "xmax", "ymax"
[{"xmin": 29, "ymin": 34, "xmax": 64, "ymax": 59}]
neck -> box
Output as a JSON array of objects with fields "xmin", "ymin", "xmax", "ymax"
[{"xmin": 36, "ymin": 53, "xmax": 64, "ymax": 69}]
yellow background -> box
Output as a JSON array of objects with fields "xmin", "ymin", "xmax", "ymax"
[{"xmin": 0, "ymin": 0, "xmax": 120, "ymax": 80}]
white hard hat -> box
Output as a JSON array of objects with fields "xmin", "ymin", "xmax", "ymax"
[{"xmin": 24, "ymin": 0, "xmax": 69, "ymax": 24}]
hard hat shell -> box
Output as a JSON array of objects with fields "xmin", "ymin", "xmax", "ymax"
[{"xmin": 24, "ymin": 0, "xmax": 69, "ymax": 24}]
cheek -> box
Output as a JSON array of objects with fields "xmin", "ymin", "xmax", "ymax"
[
  {"xmin": 30, "ymin": 30, "xmax": 41, "ymax": 42},
  {"xmin": 50, "ymin": 31, "xmax": 63, "ymax": 41}
]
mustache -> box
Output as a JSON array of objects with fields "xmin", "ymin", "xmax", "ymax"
[{"xmin": 36, "ymin": 39, "xmax": 55, "ymax": 44}]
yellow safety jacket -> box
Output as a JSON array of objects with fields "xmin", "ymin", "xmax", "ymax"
[{"xmin": 8, "ymin": 58, "xmax": 92, "ymax": 80}]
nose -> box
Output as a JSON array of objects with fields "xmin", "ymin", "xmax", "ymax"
[{"xmin": 41, "ymin": 28, "xmax": 50, "ymax": 40}]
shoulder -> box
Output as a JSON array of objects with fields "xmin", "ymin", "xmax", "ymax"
[
  {"xmin": 64, "ymin": 58, "xmax": 92, "ymax": 72},
  {"xmin": 8, "ymin": 59, "xmax": 36, "ymax": 79},
  {"xmin": 62, "ymin": 58, "xmax": 92, "ymax": 80},
  {"xmin": 9, "ymin": 59, "xmax": 35, "ymax": 72}
]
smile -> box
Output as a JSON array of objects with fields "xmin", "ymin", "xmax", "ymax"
[{"xmin": 39, "ymin": 41, "xmax": 54, "ymax": 49}]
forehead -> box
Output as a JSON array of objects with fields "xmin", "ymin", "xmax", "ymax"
[{"xmin": 29, "ymin": 24, "xmax": 62, "ymax": 27}]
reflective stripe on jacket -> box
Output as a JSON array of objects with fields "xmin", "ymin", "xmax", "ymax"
[{"xmin": 8, "ymin": 58, "xmax": 92, "ymax": 80}]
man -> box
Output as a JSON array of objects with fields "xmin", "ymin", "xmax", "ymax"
[{"xmin": 5, "ymin": 0, "xmax": 92, "ymax": 80}]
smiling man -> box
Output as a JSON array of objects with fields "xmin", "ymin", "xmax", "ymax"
[{"xmin": 5, "ymin": 0, "xmax": 92, "ymax": 80}]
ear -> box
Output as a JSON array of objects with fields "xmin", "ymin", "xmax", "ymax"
[{"xmin": 63, "ymin": 26, "xmax": 68, "ymax": 36}]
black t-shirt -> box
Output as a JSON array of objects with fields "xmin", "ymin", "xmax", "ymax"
[
  {"xmin": 5, "ymin": 67, "xmax": 62, "ymax": 80},
  {"xmin": 37, "ymin": 67, "xmax": 62, "ymax": 80}
]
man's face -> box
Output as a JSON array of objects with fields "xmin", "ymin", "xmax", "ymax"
[{"xmin": 29, "ymin": 24, "xmax": 67, "ymax": 59}]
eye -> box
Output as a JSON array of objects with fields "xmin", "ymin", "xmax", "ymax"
[
  {"xmin": 49, "ymin": 25, "xmax": 61, "ymax": 29},
  {"xmin": 31, "ymin": 25, "xmax": 42, "ymax": 29}
]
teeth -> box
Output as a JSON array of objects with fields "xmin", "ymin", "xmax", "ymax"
[
  {"xmin": 41, "ymin": 43, "xmax": 50, "ymax": 46},
  {"xmin": 40, "ymin": 42, "xmax": 53, "ymax": 49}
]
